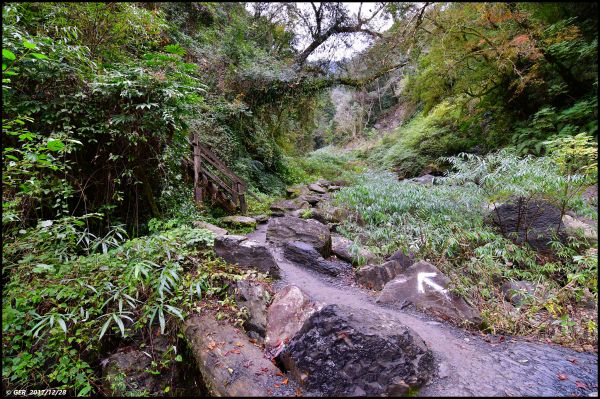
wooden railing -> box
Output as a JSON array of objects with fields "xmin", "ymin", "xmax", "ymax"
[{"xmin": 191, "ymin": 133, "xmax": 254, "ymax": 213}]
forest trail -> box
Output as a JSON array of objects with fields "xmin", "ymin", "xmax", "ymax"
[{"xmin": 247, "ymin": 223, "xmax": 598, "ymax": 397}]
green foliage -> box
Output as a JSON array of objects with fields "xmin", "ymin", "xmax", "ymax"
[
  {"xmin": 334, "ymin": 150, "xmax": 597, "ymax": 345},
  {"xmin": 2, "ymin": 225, "xmax": 243, "ymax": 394}
]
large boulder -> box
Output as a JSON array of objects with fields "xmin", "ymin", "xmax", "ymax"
[
  {"xmin": 234, "ymin": 280, "xmax": 271, "ymax": 340},
  {"xmin": 487, "ymin": 199, "xmax": 566, "ymax": 253},
  {"xmin": 265, "ymin": 285, "xmax": 324, "ymax": 352},
  {"xmin": 184, "ymin": 312, "xmax": 297, "ymax": 396},
  {"xmin": 270, "ymin": 199, "xmax": 310, "ymax": 216},
  {"xmin": 562, "ymin": 214, "xmax": 597, "ymax": 242},
  {"xmin": 283, "ymin": 241, "xmax": 350, "ymax": 277},
  {"xmin": 331, "ymin": 234, "xmax": 375, "ymax": 265},
  {"xmin": 356, "ymin": 260, "xmax": 405, "ymax": 290},
  {"xmin": 266, "ymin": 216, "xmax": 331, "ymax": 257},
  {"xmin": 279, "ymin": 304, "xmax": 435, "ymax": 396},
  {"xmin": 214, "ymin": 235, "xmax": 279, "ymax": 277},
  {"xmin": 377, "ymin": 261, "xmax": 481, "ymax": 325},
  {"xmin": 220, "ymin": 215, "xmax": 256, "ymax": 228},
  {"xmin": 193, "ymin": 221, "xmax": 228, "ymax": 236}
]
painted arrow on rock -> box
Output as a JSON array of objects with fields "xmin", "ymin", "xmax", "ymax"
[{"xmin": 417, "ymin": 272, "xmax": 450, "ymax": 300}]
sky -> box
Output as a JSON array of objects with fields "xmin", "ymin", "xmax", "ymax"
[{"xmin": 246, "ymin": 2, "xmax": 395, "ymax": 62}]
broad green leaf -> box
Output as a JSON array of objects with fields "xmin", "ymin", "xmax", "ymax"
[
  {"xmin": 22, "ymin": 40, "xmax": 37, "ymax": 50},
  {"xmin": 57, "ymin": 318, "xmax": 67, "ymax": 333},
  {"xmin": 113, "ymin": 314, "xmax": 125, "ymax": 337},
  {"xmin": 31, "ymin": 53, "xmax": 49, "ymax": 60},
  {"xmin": 2, "ymin": 49, "xmax": 16, "ymax": 60},
  {"xmin": 47, "ymin": 139, "xmax": 64, "ymax": 151}
]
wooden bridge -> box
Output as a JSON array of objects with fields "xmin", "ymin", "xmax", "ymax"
[{"xmin": 191, "ymin": 133, "xmax": 254, "ymax": 213}]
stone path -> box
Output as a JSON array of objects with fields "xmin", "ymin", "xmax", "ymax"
[{"xmin": 247, "ymin": 223, "xmax": 598, "ymax": 397}]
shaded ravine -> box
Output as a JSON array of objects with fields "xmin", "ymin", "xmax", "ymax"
[{"xmin": 248, "ymin": 223, "xmax": 598, "ymax": 397}]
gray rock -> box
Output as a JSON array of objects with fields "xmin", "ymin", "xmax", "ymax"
[
  {"xmin": 316, "ymin": 179, "xmax": 332, "ymax": 188},
  {"xmin": 235, "ymin": 280, "xmax": 271, "ymax": 338},
  {"xmin": 267, "ymin": 216, "xmax": 331, "ymax": 257},
  {"xmin": 220, "ymin": 215, "xmax": 256, "ymax": 227},
  {"xmin": 193, "ymin": 221, "xmax": 228, "ymax": 236},
  {"xmin": 308, "ymin": 183, "xmax": 327, "ymax": 194},
  {"xmin": 265, "ymin": 285, "xmax": 324, "ymax": 351},
  {"xmin": 312, "ymin": 201, "xmax": 363, "ymax": 225},
  {"xmin": 253, "ymin": 214, "xmax": 269, "ymax": 224},
  {"xmin": 487, "ymin": 199, "xmax": 566, "ymax": 253},
  {"xmin": 279, "ymin": 304, "xmax": 435, "ymax": 396},
  {"xmin": 296, "ymin": 194, "xmax": 323, "ymax": 206},
  {"xmin": 331, "ymin": 234, "xmax": 375, "ymax": 265},
  {"xmin": 388, "ymin": 248, "xmax": 415, "ymax": 269},
  {"xmin": 356, "ymin": 260, "xmax": 405, "ymax": 290},
  {"xmin": 103, "ymin": 347, "xmax": 172, "ymax": 396},
  {"xmin": 501, "ymin": 280, "xmax": 538, "ymax": 306},
  {"xmin": 410, "ymin": 174, "xmax": 436, "ymax": 185},
  {"xmin": 377, "ymin": 261, "xmax": 481, "ymax": 325},
  {"xmin": 286, "ymin": 184, "xmax": 310, "ymax": 198},
  {"xmin": 562, "ymin": 214, "xmax": 597, "ymax": 242},
  {"xmin": 214, "ymin": 235, "xmax": 279, "ymax": 277},
  {"xmin": 284, "ymin": 241, "xmax": 350, "ymax": 277},
  {"xmin": 328, "ymin": 185, "xmax": 342, "ymax": 191},
  {"xmin": 270, "ymin": 198, "xmax": 310, "ymax": 215}
]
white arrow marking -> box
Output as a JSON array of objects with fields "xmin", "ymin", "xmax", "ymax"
[{"xmin": 417, "ymin": 272, "xmax": 450, "ymax": 299}]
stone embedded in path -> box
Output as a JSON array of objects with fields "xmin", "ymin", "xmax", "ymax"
[
  {"xmin": 193, "ymin": 220, "xmax": 228, "ymax": 236},
  {"xmin": 308, "ymin": 183, "xmax": 327, "ymax": 194},
  {"xmin": 265, "ymin": 285, "xmax": 324, "ymax": 351},
  {"xmin": 284, "ymin": 241, "xmax": 350, "ymax": 277},
  {"xmin": 184, "ymin": 312, "xmax": 297, "ymax": 396},
  {"xmin": 214, "ymin": 235, "xmax": 279, "ymax": 277},
  {"xmin": 377, "ymin": 260, "xmax": 481, "ymax": 325},
  {"xmin": 296, "ymin": 193, "xmax": 324, "ymax": 206},
  {"xmin": 356, "ymin": 260, "xmax": 405, "ymax": 290},
  {"xmin": 253, "ymin": 214, "xmax": 269, "ymax": 224},
  {"xmin": 331, "ymin": 234, "xmax": 375, "ymax": 265},
  {"xmin": 234, "ymin": 279, "xmax": 271, "ymax": 340},
  {"xmin": 279, "ymin": 304, "xmax": 435, "ymax": 396},
  {"xmin": 220, "ymin": 215, "xmax": 256, "ymax": 227},
  {"xmin": 270, "ymin": 198, "xmax": 310, "ymax": 216},
  {"xmin": 266, "ymin": 216, "xmax": 332, "ymax": 257}
]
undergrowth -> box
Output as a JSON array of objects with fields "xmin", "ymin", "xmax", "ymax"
[
  {"xmin": 334, "ymin": 149, "xmax": 597, "ymax": 349},
  {"xmin": 2, "ymin": 223, "xmax": 247, "ymax": 395}
]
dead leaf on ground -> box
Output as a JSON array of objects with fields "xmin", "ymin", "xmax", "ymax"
[
  {"xmin": 275, "ymin": 371, "xmax": 284, "ymax": 377},
  {"xmin": 567, "ymin": 357, "xmax": 578, "ymax": 364},
  {"xmin": 207, "ymin": 342, "xmax": 217, "ymax": 350},
  {"xmin": 282, "ymin": 378, "xmax": 289, "ymax": 385},
  {"xmin": 295, "ymin": 388, "xmax": 302, "ymax": 396},
  {"xmin": 557, "ymin": 373, "xmax": 568, "ymax": 381},
  {"xmin": 234, "ymin": 341, "xmax": 244, "ymax": 347},
  {"xmin": 274, "ymin": 383, "xmax": 280, "ymax": 388},
  {"xmin": 575, "ymin": 381, "xmax": 588, "ymax": 389}
]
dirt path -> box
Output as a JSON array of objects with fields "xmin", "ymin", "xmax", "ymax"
[{"xmin": 248, "ymin": 224, "xmax": 598, "ymax": 397}]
